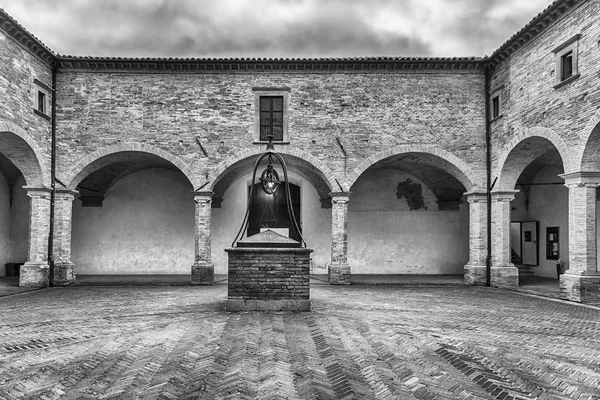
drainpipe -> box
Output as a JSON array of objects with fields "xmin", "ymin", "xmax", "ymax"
[
  {"xmin": 47, "ymin": 61, "xmax": 58, "ymax": 287},
  {"xmin": 485, "ymin": 63, "xmax": 492, "ymax": 287}
]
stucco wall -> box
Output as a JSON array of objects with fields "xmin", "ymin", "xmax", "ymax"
[
  {"xmin": 55, "ymin": 69, "xmax": 486, "ymax": 191},
  {"xmin": 0, "ymin": 173, "xmax": 10, "ymax": 275},
  {"xmin": 72, "ymin": 168, "xmax": 195, "ymax": 275},
  {"xmin": 348, "ymin": 169, "xmax": 469, "ymax": 274},
  {"xmin": 212, "ymin": 171, "xmax": 330, "ymax": 275}
]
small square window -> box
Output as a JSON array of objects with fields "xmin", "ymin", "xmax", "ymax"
[
  {"xmin": 490, "ymin": 89, "xmax": 502, "ymax": 120},
  {"xmin": 253, "ymin": 87, "xmax": 290, "ymax": 143},
  {"xmin": 552, "ymin": 34, "xmax": 581, "ymax": 88},
  {"xmin": 33, "ymin": 79, "xmax": 51, "ymax": 119}
]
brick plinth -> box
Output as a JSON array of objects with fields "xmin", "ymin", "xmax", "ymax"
[
  {"xmin": 19, "ymin": 263, "xmax": 50, "ymax": 288},
  {"xmin": 191, "ymin": 261, "xmax": 214, "ymax": 285},
  {"xmin": 225, "ymin": 247, "xmax": 312, "ymax": 311},
  {"xmin": 490, "ymin": 266, "xmax": 519, "ymax": 288},
  {"xmin": 464, "ymin": 264, "xmax": 487, "ymax": 286},
  {"xmin": 53, "ymin": 262, "xmax": 75, "ymax": 286},
  {"xmin": 560, "ymin": 273, "xmax": 600, "ymax": 306},
  {"xmin": 328, "ymin": 263, "xmax": 351, "ymax": 285}
]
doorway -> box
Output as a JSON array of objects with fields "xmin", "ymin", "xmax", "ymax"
[{"xmin": 510, "ymin": 221, "xmax": 539, "ymax": 266}]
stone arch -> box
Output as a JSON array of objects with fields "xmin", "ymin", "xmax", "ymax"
[
  {"xmin": 210, "ymin": 147, "xmax": 337, "ymax": 200},
  {"xmin": 577, "ymin": 109, "xmax": 600, "ymax": 171},
  {"xmin": 63, "ymin": 143, "xmax": 197, "ymax": 189},
  {"xmin": 346, "ymin": 144, "xmax": 478, "ymax": 192},
  {"xmin": 0, "ymin": 119, "xmax": 49, "ymax": 187},
  {"xmin": 496, "ymin": 127, "xmax": 570, "ymax": 191}
]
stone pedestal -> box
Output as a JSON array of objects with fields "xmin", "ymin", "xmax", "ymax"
[
  {"xmin": 560, "ymin": 273, "xmax": 600, "ymax": 306},
  {"xmin": 225, "ymin": 230, "xmax": 312, "ymax": 311},
  {"xmin": 464, "ymin": 190, "xmax": 488, "ymax": 285}
]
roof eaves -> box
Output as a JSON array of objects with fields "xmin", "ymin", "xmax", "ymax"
[{"xmin": 0, "ymin": 8, "xmax": 56, "ymax": 65}]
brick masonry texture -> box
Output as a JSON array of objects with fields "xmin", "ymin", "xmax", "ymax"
[
  {"xmin": 1, "ymin": 285, "xmax": 600, "ymax": 399},
  {"xmin": 226, "ymin": 247, "xmax": 312, "ymax": 300},
  {"xmin": 54, "ymin": 70, "xmax": 487, "ymax": 191}
]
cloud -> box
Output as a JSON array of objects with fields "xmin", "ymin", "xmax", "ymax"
[{"xmin": 1, "ymin": 0, "xmax": 552, "ymax": 58}]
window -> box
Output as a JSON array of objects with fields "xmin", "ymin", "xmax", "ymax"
[
  {"xmin": 253, "ymin": 87, "xmax": 290, "ymax": 143},
  {"xmin": 33, "ymin": 78, "xmax": 51, "ymax": 119},
  {"xmin": 553, "ymin": 34, "xmax": 581, "ymax": 88},
  {"xmin": 490, "ymin": 86, "xmax": 502, "ymax": 120},
  {"xmin": 260, "ymin": 96, "xmax": 284, "ymax": 141}
]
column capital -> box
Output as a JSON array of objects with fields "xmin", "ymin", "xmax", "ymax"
[
  {"xmin": 559, "ymin": 171, "xmax": 600, "ymax": 187},
  {"xmin": 329, "ymin": 191, "xmax": 351, "ymax": 204},
  {"xmin": 23, "ymin": 186, "xmax": 52, "ymax": 198},
  {"xmin": 464, "ymin": 190, "xmax": 488, "ymax": 203},
  {"xmin": 55, "ymin": 189, "xmax": 79, "ymax": 199},
  {"xmin": 193, "ymin": 191, "xmax": 214, "ymax": 203},
  {"xmin": 490, "ymin": 190, "xmax": 519, "ymax": 202}
]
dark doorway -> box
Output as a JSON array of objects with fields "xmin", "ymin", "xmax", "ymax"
[{"xmin": 248, "ymin": 183, "xmax": 301, "ymax": 241}]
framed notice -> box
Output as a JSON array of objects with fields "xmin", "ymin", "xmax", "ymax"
[{"xmin": 546, "ymin": 227, "xmax": 559, "ymax": 260}]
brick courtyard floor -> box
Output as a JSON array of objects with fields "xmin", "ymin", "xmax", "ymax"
[{"xmin": 0, "ymin": 285, "xmax": 599, "ymax": 399}]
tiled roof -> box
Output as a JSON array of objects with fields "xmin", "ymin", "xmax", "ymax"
[
  {"xmin": 0, "ymin": 7, "xmax": 55, "ymax": 65},
  {"xmin": 489, "ymin": 0, "xmax": 584, "ymax": 67}
]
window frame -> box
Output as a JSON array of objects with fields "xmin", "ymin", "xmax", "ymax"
[
  {"xmin": 33, "ymin": 78, "xmax": 51, "ymax": 120},
  {"xmin": 552, "ymin": 34, "xmax": 581, "ymax": 89},
  {"xmin": 253, "ymin": 87, "xmax": 290, "ymax": 144},
  {"xmin": 490, "ymin": 86, "xmax": 503, "ymax": 121}
]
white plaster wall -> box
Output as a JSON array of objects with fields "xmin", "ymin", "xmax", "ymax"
[
  {"xmin": 72, "ymin": 168, "xmax": 195, "ymax": 274},
  {"xmin": 10, "ymin": 176, "xmax": 29, "ymax": 264},
  {"xmin": 0, "ymin": 172, "xmax": 10, "ymax": 276},
  {"xmin": 212, "ymin": 172, "xmax": 331, "ymax": 275},
  {"xmin": 348, "ymin": 169, "xmax": 469, "ymax": 274},
  {"xmin": 525, "ymin": 165, "xmax": 569, "ymax": 278}
]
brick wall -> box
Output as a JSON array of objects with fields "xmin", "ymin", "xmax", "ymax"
[
  {"xmin": 55, "ymin": 70, "xmax": 487, "ymax": 191},
  {"xmin": 490, "ymin": 0, "xmax": 600, "ymax": 180},
  {"xmin": 0, "ymin": 29, "xmax": 52, "ymax": 184},
  {"xmin": 226, "ymin": 248, "xmax": 311, "ymax": 300}
]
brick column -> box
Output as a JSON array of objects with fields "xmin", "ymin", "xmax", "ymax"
[
  {"xmin": 53, "ymin": 189, "xmax": 78, "ymax": 286},
  {"xmin": 559, "ymin": 172, "xmax": 600, "ymax": 305},
  {"xmin": 19, "ymin": 187, "xmax": 52, "ymax": 288},
  {"xmin": 191, "ymin": 191, "xmax": 214, "ymax": 285},
  {"xmin": 490, "ymin": 190, "xmax": 519, "ymax": 287},
  {"xmin": 329, "ymin": 192, "xmax": 351, "ymax": 284},
  {"xmin": 464, "ymin": 190, "xmax": 488, "ymax": 285}
]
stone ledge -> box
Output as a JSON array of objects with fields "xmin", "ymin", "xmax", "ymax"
[{"xmin": 226, "ymin": 299, "xmax": 311, "ymax": 311}]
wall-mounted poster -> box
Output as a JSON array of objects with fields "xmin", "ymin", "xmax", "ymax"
[{"xmin": 546, "ymin": 227, "xmax": 559, "ymax": 260}]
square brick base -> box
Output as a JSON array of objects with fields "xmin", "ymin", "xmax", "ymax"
[
  {"xmin": 328, "ymin": 263, "xmax": 351, "ymax": 285},
  {"xmin": 53, "ymin": 262, "xmax": 76, "ymax": 286},
  {"xmin": 19, "ymin": 263, "xmax": 50, "ymax": 288},
  {"xmin": 226, "ymin": 299, "xmax": 311, "ymax": 311},
  {"xmin": 191, "ymin": 262, "xmax": 214, "ymax": 285},
  {"xmin": 560, "ymin": 273, "xmax": 600, "ymax": 306},
  {"xmin": 464, "ymin": 264, "xmax": 487, "ymax": 285},
  {"xmin": 490, "ymin": 266, "xmax": 519, "ymax": 288}
]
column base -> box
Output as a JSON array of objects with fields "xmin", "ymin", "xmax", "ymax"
[
  {"xmin": 560, "ymin": 273, "xmax": 600, "ymax": 306},
  {"xmin": 191, "ymin": 262, "xmax": 214, "ymax": 285},
  {"xmin": 328, "ymin": 263, "xmax": 351, "ymax": 285},
  {"xmin": 490, "ymin": 265, "xmax": 519, "ymax": 288},
  {"xmin": 53, "ymin": 262, "xmax": 76, "ymax": 286},
  {"xmin": 19, "ymin": 263, "xmax": 50, "ymax": 288},
  {"xmin": 464, "ymin": 264, "xmax": 487, "ymax": 286}
]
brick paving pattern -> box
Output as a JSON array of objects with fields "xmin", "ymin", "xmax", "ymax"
[{"xmin": 0, "ymin": 285, "xmax": 599, "ymax": 399}]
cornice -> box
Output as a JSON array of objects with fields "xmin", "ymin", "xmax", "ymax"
[
  {"xmin": 56, "ymin": 56, "xmax": 485, "ymax": 73},
  {"xmin": 489, "ymin": 0, "xmax": 584, "ymax": 68},
  {"xmin": 0, "ymin": 8, "xmax": 55, "ymax": 66}
]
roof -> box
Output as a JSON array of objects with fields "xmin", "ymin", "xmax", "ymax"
[
  {"xmin": 0, "ymin": 0, "xmax": 587, "ymax": 71},
  {"xmin": 489, "ymin": 0, "xmax": 585, "ymax": 67}
]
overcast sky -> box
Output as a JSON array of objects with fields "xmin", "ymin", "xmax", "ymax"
[{"xmin": 3, "ymin": 0, "xmax": 553, "ymax": 59}]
